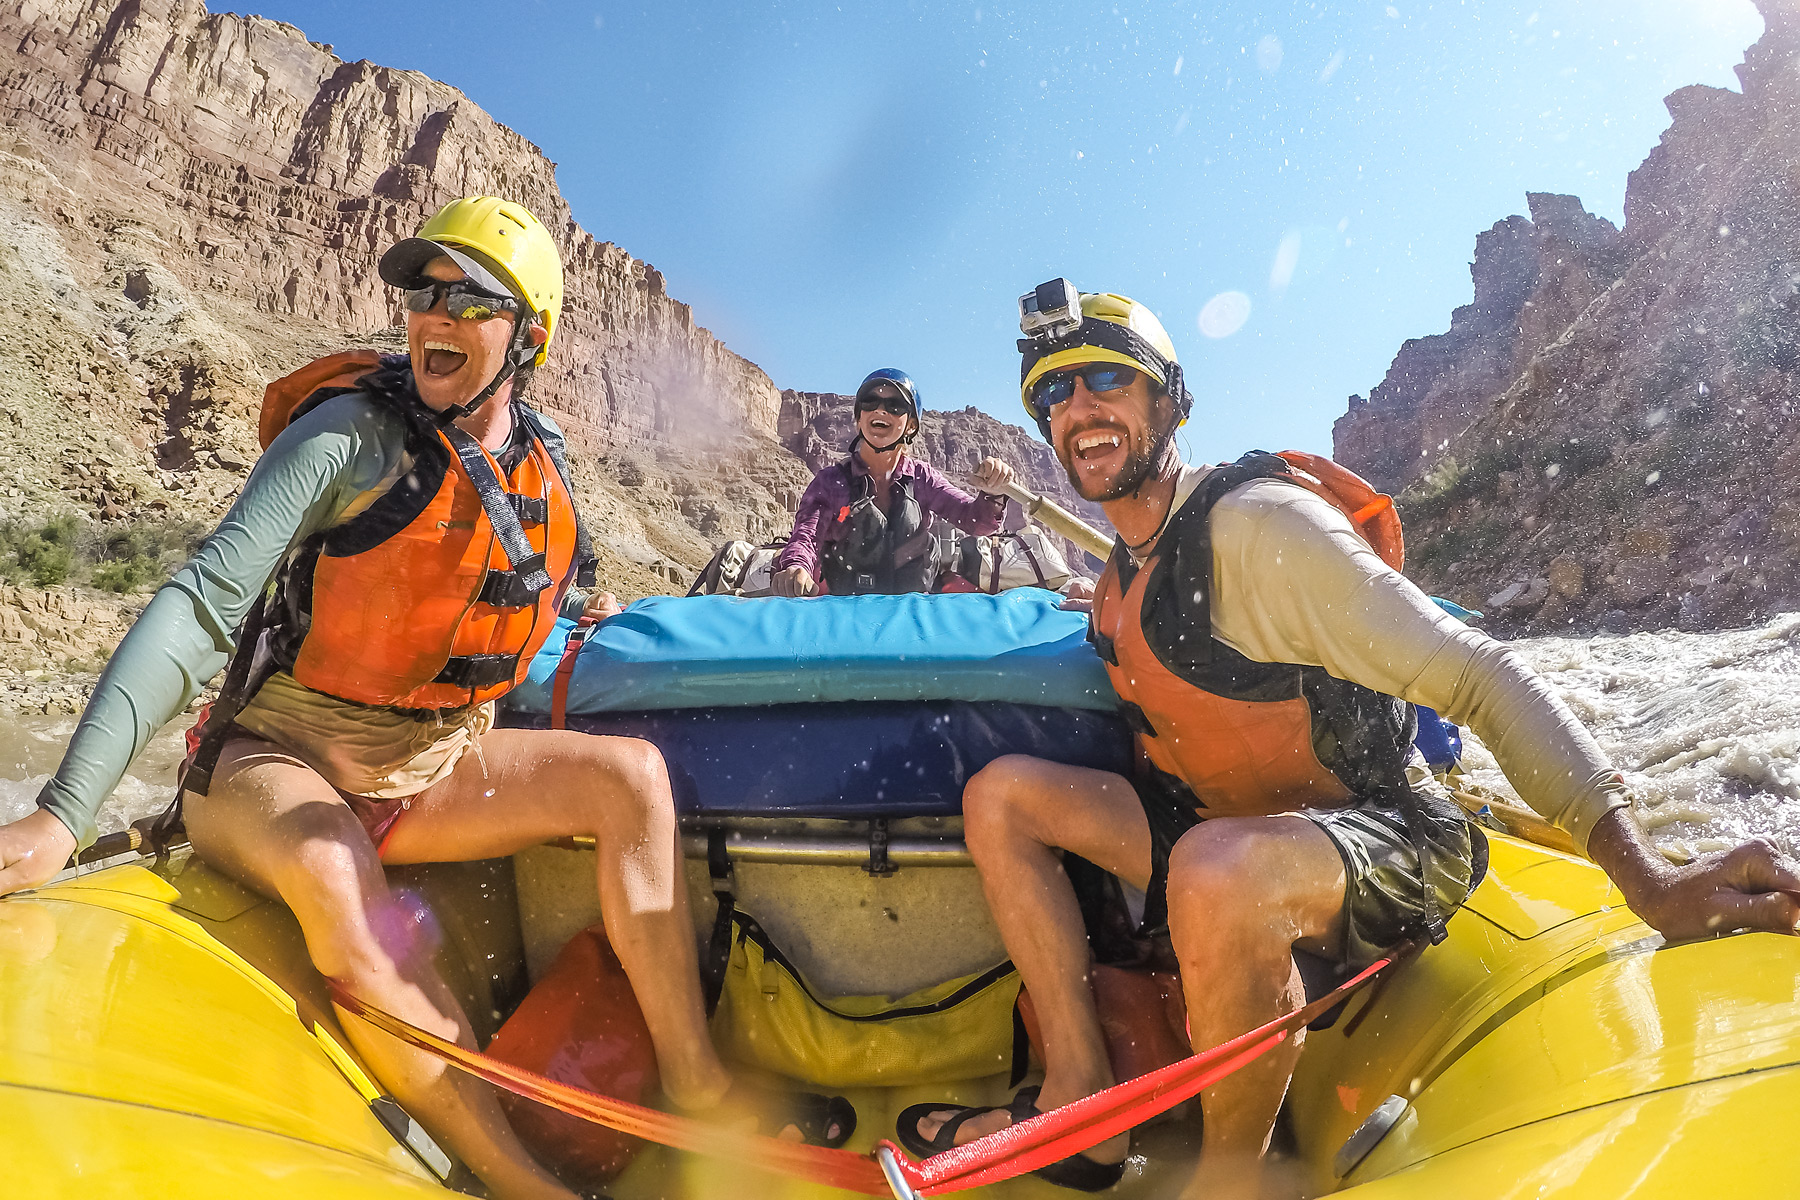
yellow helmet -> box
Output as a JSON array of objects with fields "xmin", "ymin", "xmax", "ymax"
[
  {"xmin": 380, "ymin": 196, "xmax": 565, "ymax": 367},
  {"xmin": 1017, "ymin": 285, "xmax": 1188, "ymax": 428}
]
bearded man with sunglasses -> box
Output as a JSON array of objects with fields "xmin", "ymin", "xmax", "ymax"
[
  {"xmin": 897, "ymin": 286, "xmax": 1800, "ymax": 1197},
  {"xmin": 0, "ymin": 198, "xmax": 854, "ymax": 1198},
  {"xmin": 773, "ymin": 367, "xmax": 1018, "ymax": 596}
]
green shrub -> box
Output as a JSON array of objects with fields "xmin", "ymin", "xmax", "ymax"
[
  {"xmin": 14, "ymin": 531, "xmax": 73, "ymax": 586},
  {"xmin": 5, "ymin": 515, "xmax": 81, "ymax": 587},
  {"xmin": 92, "ymin": 555, "xmax": 159, "ymax": 593},
  {"xmin": 0, "ymin": 513, "xmax": 205, "ymax": 591}
]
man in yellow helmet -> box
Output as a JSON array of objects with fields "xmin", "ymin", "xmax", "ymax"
[
  {"xmin": 897, "ymin": 280, "xmax": 1800, "ymax": 1196},
  {"xmin": 0, "ymin": 197, "xmax": 850, "ymax": 1198}
]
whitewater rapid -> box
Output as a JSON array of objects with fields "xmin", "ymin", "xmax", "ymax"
[
  {"xmin": 1456, "ymin": 612, "xmax": 1800, "ymax": 861},
  {"xmin": 0, "ymin": 615, "xmax": 1794, "ymax": 863}
]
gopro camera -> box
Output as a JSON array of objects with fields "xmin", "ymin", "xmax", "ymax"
[{"xmin": 1019, "ymin": 278, "xmax": 1082, "ymax": 345}]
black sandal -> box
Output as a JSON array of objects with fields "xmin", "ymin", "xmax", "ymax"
[
  {"xmin": 714, "ymin": 1080, "xmax": 857, "ymax": 1149},
  {"xmin": 895, "ymin": 1085, "xmax": 1126, "ymax": 1192}
]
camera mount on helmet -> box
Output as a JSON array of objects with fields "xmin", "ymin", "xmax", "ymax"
[{"xmin": 1018, "ymin": 278, "xmax": 1083, "ymax": 346}]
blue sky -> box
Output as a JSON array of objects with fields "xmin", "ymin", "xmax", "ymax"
[{"xmin": 247, "ymin": 1, "xmax": 1763, "ymax": 463}]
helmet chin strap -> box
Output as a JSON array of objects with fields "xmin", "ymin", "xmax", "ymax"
[
  {"xmin": 855, "ymin": 414, "xmax": 918, "ymax": 456},
  {"xmin": 435, "ymin": 314, "xmax": 535, "ymax": 425}
]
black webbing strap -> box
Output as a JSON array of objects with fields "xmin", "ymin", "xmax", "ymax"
[
  {"xmin": 517, "ymin": 407, "xmax": 599, "ymax": 589},
  {"xmin": 150, "ymin": 588, "xmax": 278, "ymax": 849},
  {"xmin": 983, "ymin": 534, "xmax": 1047, "ymax": 594},
  {"xmin": 1390, "ymin": 782, "xmax": 1448, "ymax": 945},
  {"xmin": 440, "ymin": 424, "xmax": 554, "ymax": 596},
  {"xmin": 1009, "ymin": 1004, "xmax": 1032, "ymax": 1088},
  {"xmin": 701, "ymin": 828, "xmax": 737, "ymax": 1016},
  {"xmin": 476, "ymin": 568, "xmax": 548, "ymax": 609},
  {"xmin": 432, "ymin": 653, "xmax": 518, "ymax": 690},
  {"xmin": 1014, "ymin": 534, "xmax": 1048, "ymax": 589}
]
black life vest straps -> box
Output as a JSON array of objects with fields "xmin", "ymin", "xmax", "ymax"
[
  {"xmin": 517, "ymin": 407, "xmax": 599, "ymax": 589},
  {"xmin": 441, "ymin": 423, "xmax": 554, "ymax": 598},
  {"xmin": 701, "ymin": 827, "xmax": 736, "ymax": 1016},
  {"xmin": 148, "ymin": 585, "xmax": 281, "ymax": 850}
]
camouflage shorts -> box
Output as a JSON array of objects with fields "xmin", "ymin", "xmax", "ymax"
[{"xmin": 1134, "ymin": 769, "xmax": 1487, "ymax": 968}]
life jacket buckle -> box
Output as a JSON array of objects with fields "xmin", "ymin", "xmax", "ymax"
[{"xmin": 508, "ymin": 494, "xmax": 549, "ymax": 525}]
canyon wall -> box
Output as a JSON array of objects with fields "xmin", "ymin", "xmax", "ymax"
[
  {"xmin": 0, "ymin": 0, "xmax": 789, "ymax": 575},
  {"xmin": 0, "ymin": 0, "xmax": 1090, "ymax": 650},
  {"xmin": 1336, "ymin": 0, "xmax": 1800, "ymax": 632}
]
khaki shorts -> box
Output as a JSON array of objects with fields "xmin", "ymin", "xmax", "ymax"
[
  {"xmin": 1133, "ymin": 767, "xmax": 1486, "ymax": 968},
  {"xmin": 232, "ymin": 671, "xmax": 495, "ymax": 852}
]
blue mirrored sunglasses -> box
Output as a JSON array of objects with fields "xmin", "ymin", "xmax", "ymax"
[
  {"xmin": 402, "ymin": 280, "xmax": 520, "ymax": 322},
  {"xmin": 1027, "ymin": 364, "xmax": 1141, "ymax": 419}
]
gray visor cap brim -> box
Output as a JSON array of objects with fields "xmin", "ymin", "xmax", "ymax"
[{"xmin": 378, "ymin": 238, "xmax": 516, "ymax": 300}]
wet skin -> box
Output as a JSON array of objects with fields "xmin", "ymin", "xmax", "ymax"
[
  {"xmin": 407, "ymin": 256, "xmax": 547, "ymax": 453},
  {"xmin": 921, "ymin": 363, "xmax": 1800, "ymax": 1200}
]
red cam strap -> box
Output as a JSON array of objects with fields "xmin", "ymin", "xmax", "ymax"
[
  {"xmin": 330, "ymin": 982, "xmax": 889, "ymax": 1193},
  {"xmin": 885, "ymin": 952, "xmax": 1393, "ymax": 1193},
  {"xmin": 550, "ymin": 615, "xmax": 598, "ymax": 730},
  {"xmin": 331, "ymin": 953, "xmax": 1393, "ymax": 1196}
]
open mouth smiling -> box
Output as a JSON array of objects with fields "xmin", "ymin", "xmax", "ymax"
[
  {"xmin": 1070, "ymin": 429, "xmax": 1126, "ymax": 461},
  {"xmin": 422, "ymin": 339, "xmax": 469, "ymax": 377}
]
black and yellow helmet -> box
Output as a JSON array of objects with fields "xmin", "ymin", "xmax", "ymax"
[{"xmin": 1018, "ymin": 286, "xmax": 1191, "ymax": 434}]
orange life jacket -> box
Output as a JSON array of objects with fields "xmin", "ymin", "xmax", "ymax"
[
  {"xmin": 1090, "ymin": 451, "xmax": 1411, "ymax": 817},
  {"xmin": 172, "ymin": 354, "xmax": 596, "ymax": 806},
  {"xmin": 277, "ymin": 420, "xmax": 581, "ymax": 709},
  {"xmin": 259, "ymin": 349, "xmax": 384, "ymax": 450},
  {"xmin": 254, "ymin": 356, "xmax": 590, "ymax": 710}
]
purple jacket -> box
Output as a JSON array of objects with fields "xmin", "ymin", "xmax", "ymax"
[{"xmin": 777, "ymin": 454, "xmax": 1007, "ymax": 582}]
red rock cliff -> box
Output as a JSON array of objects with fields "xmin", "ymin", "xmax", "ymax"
[{"xmin": 1335, "ymin": 2, "xmax": 1800, "ymax": 633}]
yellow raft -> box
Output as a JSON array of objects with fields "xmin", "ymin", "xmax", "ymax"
[{"xmin": 4, "ymin": 828, "xmax": 1799, "ymax": 1198}]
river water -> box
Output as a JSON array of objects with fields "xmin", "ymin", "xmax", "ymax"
[
  {"xmin": 2, "ymin": 614, "xmax": 1795, "ymax": 858},
  {"xmin": 1457, "ymin": 612, "xmax": 1800, "ymax": 860}
]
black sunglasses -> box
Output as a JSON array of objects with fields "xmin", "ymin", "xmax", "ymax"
[
  {"xmin": 402, "ymin": 280, "xmax": 521, "ymax": 322},
  {"xmin": 856, "ymin": 394, "xmax": 913, "ymax": 417},
  {"xmin": 1027, "ymin": 364, "xmax": 1141, "ymax": 419}
]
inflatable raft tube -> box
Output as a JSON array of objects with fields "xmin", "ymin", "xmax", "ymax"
[{"xmin": 5, "ymin": 827, "xmax": 1799, "ymax": 1198}]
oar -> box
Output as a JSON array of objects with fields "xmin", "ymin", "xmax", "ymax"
[{"xmin": 984, "ymin": 477, "xmax": 1114, "ymax": 561}]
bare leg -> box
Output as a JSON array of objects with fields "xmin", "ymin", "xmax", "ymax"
[
  {"xmin": 186, "ymin": 738, "xmax": 575, "ymax": 1200},
  {"xmin": 380, "ymin": 728, "xmax": 732, "ymax": 1107},
  {"xmin": 1164, "ymin": 815, "xmax": 1348, "ymax": 1200},
  {"xmin": 912, "ymin": 755, "xmax": 1154, "ymax": 1162}
]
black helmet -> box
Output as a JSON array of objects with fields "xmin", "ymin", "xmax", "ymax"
[{"xmin": 855, "ymin": 368, "xmax": 922, "ymax": 421}]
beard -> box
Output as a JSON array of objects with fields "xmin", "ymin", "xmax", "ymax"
[{"xmin": 1059, "ymin": 402, "xmax": 1180, "ymax": 503}]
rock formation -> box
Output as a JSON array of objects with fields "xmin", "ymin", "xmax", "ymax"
[
  {"xmin": 0, "ymin": 0, "xmax": 806, "ymax": 601},
  {"xmin": 1336, "ymin": 194, "xmax": 1631, "ymax": 494},
  {"xmin": 1336, "ymin": 0, "xmax": 1800, "ymax": 633},
  {"xmin": 0, "ymin": 0, "xmax": 1096, "ymax": 700}
]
